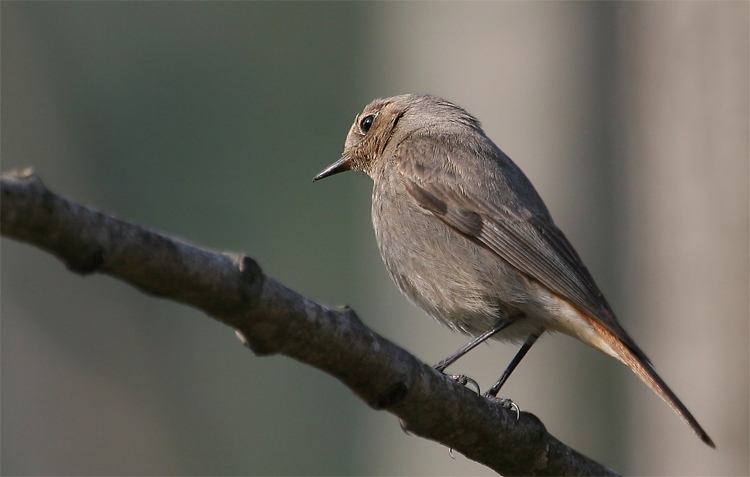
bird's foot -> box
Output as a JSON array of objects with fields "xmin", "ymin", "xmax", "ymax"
[
  {"xmin": 484, "ymin": 394, "xmax": 521, "ymax": 419},
  {"xmin": 443, "ymin": 373, "xmax": 481, "ymax": 395}
]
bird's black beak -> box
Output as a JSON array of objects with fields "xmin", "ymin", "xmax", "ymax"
[{"xmin": 312, "ymin": 156, "xmax": 351, "ymax": 182}]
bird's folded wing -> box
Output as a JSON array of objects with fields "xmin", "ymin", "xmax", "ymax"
[{"xmin": 397, "ymin": 138, "xmax": 648, "ymax": 362}]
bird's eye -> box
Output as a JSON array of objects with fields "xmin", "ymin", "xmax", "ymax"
[{"xmin": 360, "ymin": 114, "xmax": 375, "ymax": 133}]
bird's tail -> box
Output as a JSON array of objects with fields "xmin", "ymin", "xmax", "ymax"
[{"xmin": 588, "ymin": 318, "xmax": 715, "ymax": 448}]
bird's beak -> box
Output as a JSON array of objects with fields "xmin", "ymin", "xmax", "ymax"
[{"xmin": 312, "ymin": 156, "xmax": 352, "ymax": 182}]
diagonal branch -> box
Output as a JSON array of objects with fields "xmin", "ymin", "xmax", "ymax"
[{"xmin": 0, "ymin": 168, "xmax": 618, "ymax": 476}]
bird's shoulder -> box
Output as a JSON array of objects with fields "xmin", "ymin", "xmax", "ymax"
[{"xmin": 391, "ymin": 132, "xmax": 552, "ymax": 223}]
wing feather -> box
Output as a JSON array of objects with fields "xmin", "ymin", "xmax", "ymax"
[{"xmin": 397, "ymin": 137, "xmax": 648, "ymax": 361}]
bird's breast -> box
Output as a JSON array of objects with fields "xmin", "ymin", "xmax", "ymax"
[{"xmin": 370, "ymin": 176, "xmax": 536, "ymax": 340}]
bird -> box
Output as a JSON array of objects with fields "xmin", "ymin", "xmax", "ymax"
[{"xmin": 313, "ymin": 93, "xmax": 714, "ymax": 448}]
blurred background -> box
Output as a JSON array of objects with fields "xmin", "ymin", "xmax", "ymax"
[{"xmin": 2, "ymin": 2, "xmax": 747, "ymax": 475}]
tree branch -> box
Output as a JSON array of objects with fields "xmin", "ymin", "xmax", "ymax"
[{"xmin": 1, "ymin": 168, "xmax": 618, "ymax": 476}]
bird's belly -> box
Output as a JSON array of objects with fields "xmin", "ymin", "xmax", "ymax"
[{"xmin": 372, "ymin": 194, "xmax": 541, "ymax": 342}]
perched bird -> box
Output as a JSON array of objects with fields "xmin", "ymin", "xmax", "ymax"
[{"xmin": 313, "ymin": 94, "xmax": 714, "ymax": 447}]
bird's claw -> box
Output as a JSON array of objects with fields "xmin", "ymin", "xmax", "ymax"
[
  {"xmin": 445, "ymin": 374, "xmax": 481, "ymax": 395},
  {"xmin": 398, "ymin": 418, "xmax": 411, "ymax": 435},
  {"xmin": 484, "ymin": 394, "xmax": 521, "ymax": 419}
]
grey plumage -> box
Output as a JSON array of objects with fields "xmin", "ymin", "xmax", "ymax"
[{"xmin": 314, "ymin": 94, "xmax": 714, "ymax": 448}]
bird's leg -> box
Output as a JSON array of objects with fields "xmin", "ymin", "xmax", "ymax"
[
  {"xmin": 484, "ymin": 332, "xmax": 541, "ymax": 398},
  {"xmin": 434, "ymin": 314, "xmax": 520, "ymax": 372}
]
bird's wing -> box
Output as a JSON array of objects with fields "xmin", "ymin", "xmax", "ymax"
[{"xmin": 395, "ymin": 137, "xmax": 648, "ymax": 361}]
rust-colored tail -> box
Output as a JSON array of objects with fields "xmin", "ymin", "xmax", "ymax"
[{"xmin": 589, "ymin": 318, "xmax": 715, "ymax": 448}]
